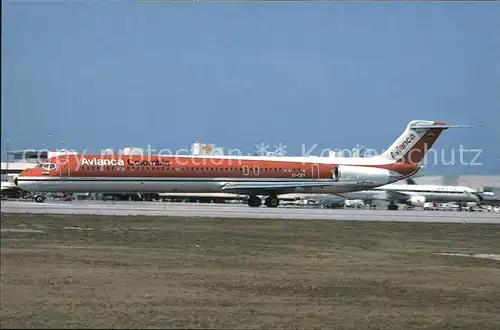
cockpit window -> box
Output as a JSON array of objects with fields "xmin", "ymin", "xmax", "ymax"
[{"xmin": 42, "ymin": 163, "xmax": 56, "ymax": 170}]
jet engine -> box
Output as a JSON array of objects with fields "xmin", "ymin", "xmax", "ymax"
[
  {"xmin": 333, "ymin": 165, "xmax": 401, "ymax": 185},
  {"xmin": 408, "ymin": 195, "xmax": 426, "ymax": 207}
]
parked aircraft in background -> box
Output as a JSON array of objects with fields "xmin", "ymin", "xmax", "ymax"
[
  {"xmin": 337, "ymin": 178, "xmax": 482, "ymax": 210},
  {"xmin": 16, "ymin": 120, "xmax": 471, "ymax": 207}
]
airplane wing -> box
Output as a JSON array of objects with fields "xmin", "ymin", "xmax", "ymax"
[
  {"xmin": 221, "ymin": 180, "xmax": 378, "ymax": 195},
  {"xmin": 375, "ymin": 190, "xmax": 412, "ymax": 202},
  {"xmin": 348, "ymin": 190, "xmax": 412, "ymax": 202}
]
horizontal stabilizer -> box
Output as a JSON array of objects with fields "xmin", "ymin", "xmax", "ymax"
[{"xmin": 409, "ymin": 123, "xmax": 483, "ymax": 129}]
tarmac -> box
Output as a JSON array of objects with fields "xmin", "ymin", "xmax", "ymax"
[{"xmin": 1, "ymin": 200, "xmax": 500, "ymax": 223}]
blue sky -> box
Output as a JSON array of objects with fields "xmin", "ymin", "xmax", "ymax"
[{"xmin": 2, "ymin": 1, "xmax": 499, "ymax": 174}]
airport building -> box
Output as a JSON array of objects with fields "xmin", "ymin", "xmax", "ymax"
[{"xmin": 191, "ymin": 142, "xmax": 224, "ymax": 156}]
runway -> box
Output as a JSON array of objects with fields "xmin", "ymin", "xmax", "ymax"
[{"xmin": 2, "ymin": 200, "xmax": 499, "ymax": 223}]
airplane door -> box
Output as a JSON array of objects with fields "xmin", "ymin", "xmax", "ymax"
[
  {"xmin": 311, "ymin": 164, "xmax": 320, "ymax": 180},
  {"xmin": 58, "ymin": 158, "xmax": 71, "ymax": 178}
]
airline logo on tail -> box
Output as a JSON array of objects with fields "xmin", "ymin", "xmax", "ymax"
[{"xmin": 390, "ymin": 133, "xmax": 416, "ymax": 160}]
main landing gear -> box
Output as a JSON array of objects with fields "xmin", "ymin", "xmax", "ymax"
[
  {"xmin": 387, "ymin": 203, "xmax": 399, "ymax": 211},
  {"xmin": 264, "ymin": 195, "xmax": 280, "ymax": 208},
  {"xmin": 247, "ymin": 194, "xmax": 280, "ymax": 208},
  {"xmin": 247, "ymin": 196, "xmax": 261, "ymax": 207}
]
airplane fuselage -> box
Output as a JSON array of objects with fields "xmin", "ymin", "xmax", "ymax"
[
  {"xmin": 15, "ymin": 119, "xmax": 466, "ymax": 207},
  {"xmin": 16, "ymin": 154, "xmax": 418, "ymax": 194}
]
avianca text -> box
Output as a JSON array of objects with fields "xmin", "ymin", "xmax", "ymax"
[
  {"xmin": 391, "ymin": 133, "xmax": 416, "ymax": 159},
  {"xmin": 80, "ymin": 158, "xmax": 171, "ymax": 167},
  {"xmin": 81, "ymin": 158, "xmax": 125, "ymax": 166}
]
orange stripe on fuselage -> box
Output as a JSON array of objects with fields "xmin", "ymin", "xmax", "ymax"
[
  {"xmin": 53, "ymin": 156, "xmax": 333, "ymax": 179},
  {"xmin": 35, "ymin": 155, "xmax": 420, "ymax": 179}
]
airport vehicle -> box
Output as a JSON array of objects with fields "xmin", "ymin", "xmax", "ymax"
[
  {"xmin": 337, "ymin": 179, "xmax": 482, "ymax": 210},
  {"xmin": 16, "ymin": 120, "xmax": 469, "ymax": 207}
]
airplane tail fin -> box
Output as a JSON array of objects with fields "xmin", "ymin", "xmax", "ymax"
[{"xmin": 376, "ymin": 120, "xmax": 480, "ymax": 165}]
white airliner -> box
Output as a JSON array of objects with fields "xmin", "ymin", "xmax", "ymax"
[{"xmin": 336, "ymin": 179, "xmax": 482, "ymax": 210}]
